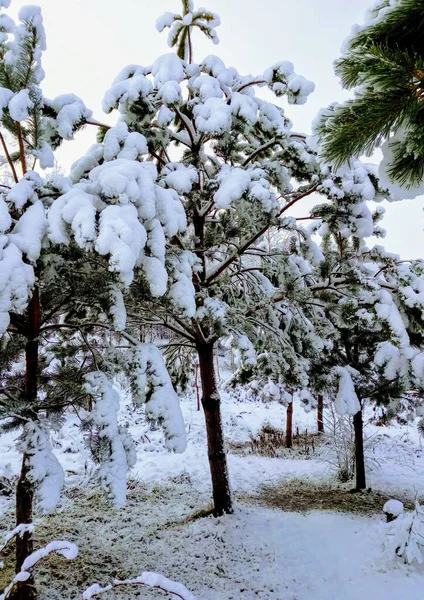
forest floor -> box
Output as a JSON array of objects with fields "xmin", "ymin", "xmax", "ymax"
[{"xmin": 1, "ymin": 387, "xmax": 424, "ymax": 599}]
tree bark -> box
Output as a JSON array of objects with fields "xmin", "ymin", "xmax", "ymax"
[
  {"xmin": 317, "ymin": 394, "xmax": 324, "ymax": 433},
  {"xmin": 353, "ymin": 409, "xmax": 366, "ymax": 490},
  {"xmin": 197, "ymin": 342, "xmax": 232, "ymax": 515},
  {"xmin": 286, "ymin": 401, "xmax": 293, "ymax": 449},
  {"xmin": 11, "ymin": 286, "xmax": 40, "ymax": 600}
]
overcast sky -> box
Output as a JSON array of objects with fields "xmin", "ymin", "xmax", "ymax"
[{"xmin": 9, "ymin": 0, "xmax": 424, "ymax": 259}]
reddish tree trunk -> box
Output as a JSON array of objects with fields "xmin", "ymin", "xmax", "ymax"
[
  {"xmin": 353, "ymin": 409, "xmax": 366, "ymax": 490},
  {"xmin": 317, "ymin": 394, "xmax": 324, "ymax": 433},
  {"xmin": 286, "ymin": 401, "xmax": 293, "ymax": 449},
  {"xmin": 11, "ymin": 286, "xmax": 40, "ymax": 600},
  {"xmin": 197, "ymin": 342, "xmax": 232, "ymax": 515}
]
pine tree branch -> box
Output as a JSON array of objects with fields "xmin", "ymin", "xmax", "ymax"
[
  {"xmin": 86, "ymin": 119, "xmax": 111, "ymax": 130},
  {"xmin": 15, "ymin": 121, "xmax": 27, "ymax": 175},
  {"xmin": 235, "ymin": 79, "xmax": 268, "ymax": 93},
  {"xmin": 174, "ymin": 108, "xmax": 196, "ymax": 146},
  {"xmin": 205, "ymin": 185, "xmax": 318, "ymax": 284},
  {"xmin": 80, "ymin": 330, "xmax": 99, "ymax": 370},
  {"xmin": 187, "ymin": 26, "xmax": 193, "ymax": 64},
  {"xmin": 241, "ymin": 138, "xmax": 276, "ymax": 167},
  {"xmin": 0, "ymin": 131, "xmax": 19, "ymax": 183}
]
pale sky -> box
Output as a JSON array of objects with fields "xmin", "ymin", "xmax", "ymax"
[{"xmin": 9, "ymin": 0, "xmax": 424, "ymax": 259}]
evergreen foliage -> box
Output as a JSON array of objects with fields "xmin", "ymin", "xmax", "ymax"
[{"xmin": 316, "ymin": 0, "xmax": 424, "ymax": 191}]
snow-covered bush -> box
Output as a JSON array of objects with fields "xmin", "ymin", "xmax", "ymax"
[{"xmin": 383, "ymin": 499, "xmax": 424, "ymax": 565}]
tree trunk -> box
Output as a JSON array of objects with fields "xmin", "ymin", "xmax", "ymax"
[
  {"xmin": 353, "ymin": 409, "xmax": 366, "ymax": 490},
  {"xmin": 11, "ymin": 287, "xmax": 40, "ymax": 600},
  {"xmin": 11, "ymin": 453, "xmax": 36, "ymax": 600},
  {"xmin": 197, "ymin": 342, "xmax": 232, "ymax": 515},
  {"xmin": 317, "ymin": 394, "xmax": 324, "ymax": 433},
  {"xmin": 286, "ymin": 401, "xmax": 293, "ymax": 449}
]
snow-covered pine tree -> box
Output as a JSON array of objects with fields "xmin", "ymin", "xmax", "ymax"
[
  {"xmin": 316, "ymin": 0, "xmax": 424, "ymax": 197},
  {"xmin": 0, "ymin": 3, "xmax": 188, "ymax": 597},
  {"xmin": 0, "ymin": 5, "xmax": 104, "ymax": 596},
  {"xmin": 306, "ymin": 231, "xmax": 424, "ymax": 490},
  {"xmin": 69, "ymin": 0, "xmax": 395, "ymax": 514}
]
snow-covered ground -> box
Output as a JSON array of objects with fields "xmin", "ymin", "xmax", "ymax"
[{"xmin": 1, "ymin": 390, "xmax": 424, "ymax": 599}]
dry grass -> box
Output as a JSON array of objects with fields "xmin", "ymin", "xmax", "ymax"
[
  {"xmin": 0, "ymin": 476, "xmax": 208, "ymax": 599},
  {"xmin": 241, "ymin": 478, "xmax": 417, "ymax": 515},
  {"xmin": 229, "ymin": 422, "xmax": 324, "ymax": 458}
]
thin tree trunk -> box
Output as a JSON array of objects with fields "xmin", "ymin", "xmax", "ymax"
[
  {"xmin": 353, "ymin": 409, "xmax": 366, "ymax": 490},
  {"xmin": 11, "ymin": 286, "xmax": 40, "ymax": 600},
  {"xmin": 286, "ymin": 401, "xmax": 293, "ymax": 449},
  {"xmin": 317, "ymin": 394, "xmax": 324, "ymax": 433},
  {"xmin": 197, "ymin": 342, "xmax": 232, "ymax": 515}
]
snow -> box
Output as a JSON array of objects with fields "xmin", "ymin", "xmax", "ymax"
[
  {"xmin": 127, "ymin": 344, "xmax": 187, "ymax": 453},
  {"xmin": 0, "ymin": 87, "xmax": 13, "ymax": 118},
  {"xmin": 168, "ymin": 251, "xmax": 197, "ymax": 318},
  {"xmin": 9, "ymin": 200, "xmax": 47, "ymax": 263},
  {"xmin": 82, "ymin": 572, "xmax": 197, "ymax": 600},
  {"xmin": 1, "ymin": 388, "xmax": 424, "ymax": 598},
  {"xmin": 108, "ymin": 285, "xmax": 127, "ymax": 332},
  {"xmin": 151, "ymin": 54, "xmax": 185, "ymax": 87},
  {"xmin": 32, "ymin": 141, "xmax": 54, "ymax": 169},
  {"xmin": 0, "ymin": 241, "xmax": 35, "ymax": 335},
  {"xmin": 383, "ymin": 499, "xmax": 404, "ymax": 517},
  {"xmin": 333, "ymin": 367, "xmax": 361, "ymax": 416},
  {"xmin": 214, "ymin": 166, "xmax": 250, "ymax": 209},
  {"xmin": 163, "ymin": 163, "xmax": 198, "ymax": 194},
  {"xmin": 194, "ymin": 96, "xmax": 232, "ymax": 134},
  {"xmin": 7, "ymin": 175, "xmax": 39, "ymax": 210},
  {"xmin": 0, "ymin": 197, "xmax": 11, "ymax": 233},
  {"xmin": 8, "ymin": 89, "xmax": 33, "ymax": 121},
  {"xmin": 1, "ymin": 523, "xmax": 35, "ymax": 549},
  {"xmin": 84, "ymin": 371, "xmax": 136, "ymax": 508},
  {"xmin": 20, "ymin": 421, "xmax": 65, "ymax": 513},
  {"xmin": 156, "ymin": 12, "xmax": 175, "ymax": 33},
  {"xmin": 50, "ymin": 154, "xmax": 186, "ymax": 288},
  {"xmin": 21, "ymin": 540, "xmax": 78, "ymax": 570},
  {"xmin": 1, "ymin": 0, "xmax": 424, "ymax": 598}
]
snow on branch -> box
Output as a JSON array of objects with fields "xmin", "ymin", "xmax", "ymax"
[
  {"xmin": 0, "ymin": 541, "xmax": 78, "ymax": 600},
  {"xmin": 83, "ymin": 371, "xmax": 136, "ymax": 507},
  {"xmin": 332, "ymin": 367, "xmax": 361, "ymax": 415},
  {"xmin": 127, "ymin": 344, "xmax": 187, "ymax": 453},
  {"xmin": 82, "ymin": 571, "xmax": 197, "ymax": 600},
  {"xmin": 50, "ymin": 157, "xmax": 186, "ymax": 288},
  {"xmin": 0, "ymin": 524, "xmax": 35, "ymax": 560},
  {"xmin": 18, "ymin": 421, "xmax": 65, "ymax": 513},
  {"xmin": 156, "ymin": 1, "xmax": 220, "ymax": 61}
]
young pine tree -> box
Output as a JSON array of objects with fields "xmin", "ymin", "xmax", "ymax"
[
  {"xmin": 69, "ymin": 0, "xmax": 396, "ymax": 514},
  {"xmin": 307, "ymin": 233, "xmax": 424, "ymax": 490},
  {"xmin": 0, "ymin": 3, "xmax": 188, "ymax": 597}
]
